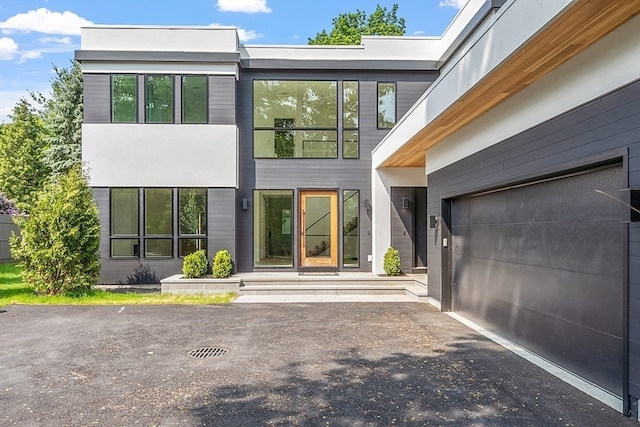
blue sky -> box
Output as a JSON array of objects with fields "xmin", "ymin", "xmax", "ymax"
[{"xmin": 0, "ymin": 0, "xmax": 466, "ymax": 123}]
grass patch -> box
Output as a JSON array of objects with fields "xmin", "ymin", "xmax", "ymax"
[{"xmin": 0, "ymin": 263, "xmax": 236, "ymax": 306}]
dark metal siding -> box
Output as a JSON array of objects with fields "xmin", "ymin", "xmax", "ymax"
[
  {"xmin": 390, "ymin": 187, "xmax": 414, "ymax": 273},
  {"xmin": 83, "ymin": 74, "xmax": 110, "ymax": 123},
  {"xmin": 209, "ymin": 75, "xmax": 236, "ymax": 125},
  {"xmin": 208, "ymin": 188, "xmax": 237, "ymax": 265},
  {"xmin": 427, "ymin": 79, "xmax": 640, "ymax": 398},
  {"xmin": 236, "ymin": 69, "xmax": 436, "ymax": 272},
  {"xmin": 451, "ymin": 165, "xmax": 624, "ymax": 395}
]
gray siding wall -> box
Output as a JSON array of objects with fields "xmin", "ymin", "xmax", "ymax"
[
  {"xmin": 83, "ymin": 73, "xmax": 235, "ymax": 125},
  {"xmin": 426, "ymin": 79, "xmax": 640, "ymax": 397},
  {"xmin": 84, "ymin": 74, "xmax": 110, "ymax": 123},
  {"xmin": 236, "ymin": 69, "xmax": 436, "ymax": 272},
  {"xmin": 390, "ymin": 187, "xmax": 414, "ymax": 273},
  {"xmin": 209, "ymin": 75, "xmax": 236, "ymax": 125},
  {"xmin": 94, "ymin": 187, "xmax": 237, "ymax": 284},
  {"xmin": 0, "ymin": 215, "xmax": 18, "ymax": 263}
]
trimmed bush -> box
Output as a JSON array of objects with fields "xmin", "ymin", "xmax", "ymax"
[
  {"xmin": 182, "ymin": 250, "xmax": 208, "ymax": 278},
  {"xmin": 10, "ymin": 167, "xmax": 100, "ymax": 295},
  {"xmin": 383, "ymin": 247, "xmax": 401, "ymax": 276},
  {"xmin": 212, "ymin": 249, "xmax": 233, "ymax": 278}
]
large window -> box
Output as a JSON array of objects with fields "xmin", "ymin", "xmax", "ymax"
[
  {"xmin": 254, "ymin": 190, "xmax": 293, "ymax": 267},
  {"xmin": 182, "ymin": 76, "xmax": 207, "ymax": 124},
  {"xmin": 254, "ymin": 80, "xmax": 338, "ymax": 158},
  {"xmin": 178, "ymin": 188, "xmax": 207, "ymax": 256},
  {"xmin": 342, "ymin": 81, "xmax": 359, "ymax": 159},
  {"xmin": 110, "ymin": 188, "xmax": 207, "ymax": 259},
  {"xmin": 343, "ymin": 190, "xmax": 359, "ymax": 267},
  {"xmin": 377, "ymin": 82, "xmax": 396, "ymax": 129},
  {"xmin": 111, "ymin": 75, "xmax": 137, "ymax": 123},
  {"xmin": 111, "ymin": 188, "xmax": 140, "ymax": 257},
  {"xmin": 145, "ymin": 75, "xmax": 174, "ymax": 123}
]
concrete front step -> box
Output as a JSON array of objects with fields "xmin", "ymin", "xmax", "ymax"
[{"xmin": 161, "ymin": 273, "xmax": 429, "ymax": 301}]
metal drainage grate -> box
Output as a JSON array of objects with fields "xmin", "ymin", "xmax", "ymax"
[{"xmin": 188, "ymin": 347, "xmax": 228, "ymax": 359}]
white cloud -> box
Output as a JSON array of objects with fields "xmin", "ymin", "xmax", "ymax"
[
  {"xmin": 18, "ymin": 51, "xmax": 43, "ymax": 63},
  {"xmin": 216, "ymin": 0, "xmax": 271, "ymax": 14},
  {"xmin": 210, "ymin": 23, "xmax": 263, "ymax": 42},
  {"xmin": 438, "ymin": 0, "xmax": 468, "ymax": 9},
  {"xmin": 412, "ymin": 30, "xmax": 425, "ymax": 35},
  {"xmin": 0, "ymin": 8, "xmax": 93, "ymax": 36},
  {"xmin": 38, "ymin": 36, "xmax": 73, "ymax": 45},
  {"xmin": 0, "ymin": 37, "xmax": 18, "ymax": 60}
]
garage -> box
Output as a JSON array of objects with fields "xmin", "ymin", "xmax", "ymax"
[{"xmin": 450, "ymin": 163, "xmax": 626, "ymax": 396}]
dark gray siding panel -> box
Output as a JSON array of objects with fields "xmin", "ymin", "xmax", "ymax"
[
  {"xmin": 236, "ymin": 69, "xmax": 437, "ymax": 272},
  {"xmin": 390, "ymin": 187, "xmax": 414, "ymax": 273},
  {"xmin": 397, "ymin": 81, "xmax": 432, "ymax": 119},
  {"xmin": 427, "ymin": 78, "xmax": 640, "ymax": 399},
  {"xmin": 209, "ymin": 75, "xmax": 236, "ymax": 125},
  {"xmin": 84, "ymin": 74, "xmax": 110, "ymax": 123},
  {"xmin": 208, "ymin": 188, "xmax": 237, "ymax": 267},
  {"xmin": 174, "ymin": 75, "xmax": 182, "ymax": 124}
]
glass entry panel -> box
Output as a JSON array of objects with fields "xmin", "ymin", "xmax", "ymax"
[{"xmin": 300, "ymin": 191, "xmax": 338, "ymax": 267}]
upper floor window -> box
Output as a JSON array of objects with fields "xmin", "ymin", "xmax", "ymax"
[
  {"xmin": 145, "ymin": 75, "xmax": 174, "ymax": 123},
  {"xmin": 342, "ymin": 81, "xmax": 359, "ymax": 159},
  {"xmin": 377, "ymin": 82, "xmax": 396, "ymax": 129},
  {"xmin": 182, "ymin": 75, "xmax": 207, "ymax": 124},
  {"xmin": 111, "ymin": 75, "xmax": 137, "ymax": 123},
  {"xmin": 254, "ymin": 80, "xmax": 338, "ymax": 158}
]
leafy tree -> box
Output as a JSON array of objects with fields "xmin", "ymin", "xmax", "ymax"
[
  {"xmin": 42, "ymin": 60, "xmax": 83, "ymax": 178},
  {"xmin": 308, "ymin": 4, "xmax": 406, "ymax": 45},
  {"xmin": 10, "ymin": 167, "xmax": 100, "ymax": 295},
  {"xmin": 0, "ymin": 99, "xmax": 50, "ymax": 212}
]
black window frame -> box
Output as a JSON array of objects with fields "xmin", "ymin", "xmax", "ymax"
[
  {"xmin": 109, "ymin": 188, "xmax": 141, "ymax": 258},
  {"xmin": 342, "ymin": 81, "xmax": 360, "ymax": 159},
  {"xmin": 144, "ymin": 74, "xmax": 175, "ymax": 124},
  {"xmin": 110, "ymin": 74, "xmax": 138, "ymax": 124},
  {"xmin": 181, "ymin": 75, "xmax": 209, "ymax": 124},
  {"xmin": 376, "ymin": 81, "xmax": 397, "ymax": 130}
]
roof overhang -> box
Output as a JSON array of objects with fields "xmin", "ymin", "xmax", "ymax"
[{"xmin": 377, "ymin": 0, "xmax": 640, "ymax": 168}]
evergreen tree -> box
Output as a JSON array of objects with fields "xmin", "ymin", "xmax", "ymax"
[
  {"xmin": 42, "ymin": 60, "xmax": 83, "ymax": 178},
  {"xmin": 10, "ymin": 166, "xmax": 101, "ymax": 295},
  {"xmin": 308, "ymin": 4, "xmax": 406, "ymax": 45},
  {"xmin": 0, "ymin": 99, "xmax": 50, "ymax": 212}
]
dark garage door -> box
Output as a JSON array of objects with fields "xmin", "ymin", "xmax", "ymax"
[{"xmin": 451, "ymin": 163, "xmax": 625, "ymax": 396}]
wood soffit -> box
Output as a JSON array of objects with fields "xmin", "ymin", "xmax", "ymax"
[{"xmin": 380, "ymin": 0, "xmax": 640, "ymax": 168}]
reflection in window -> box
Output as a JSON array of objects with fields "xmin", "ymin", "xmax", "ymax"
[
  {"xmin": 254, "ymin": 80, "xmax": 337, "ymax": 158},
  {"xmin": 178, "ymin": 188, "xmax": 207, "ymax": 256},
  {"xmin": 111, "ymin": 75, "xmax": 137, "ymax": 123},
  {"xmin": 254, "ymin": 190, "xmax": 293, "ymax": 267},
  {"xmin": 144, "ymin": 188, "xmax": 172, "ymax": 257},
  {"xmin": 182, "ymin": 76, "xmax": 207, "ymax": 124},
  {"xmin": 343, "ymin": 81, "xmax": 359, "ymax": 159},
  {"xmin": 111, "ymin": 188, "xmax": 139, "ymax": 257},
  {"xmin": 343, "ymin": 130, "xmax": 359, "ymax": 159},
  {"xmin": 343, "ymin": 190, "xmax": 359, "ymax": 267},
  {"xmin": 377, "ymin": 82, "xmax": 396, "ymax": 129},
  {"xmin": 145, "ymin": 75, "xmax": 174, "ymax": 123}
]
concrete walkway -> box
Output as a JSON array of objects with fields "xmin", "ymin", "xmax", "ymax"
[{"xmin": 234, "ymin": 294, "xmax": 419, "ymax": 303}]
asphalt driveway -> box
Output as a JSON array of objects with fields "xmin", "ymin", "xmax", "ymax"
[{"xmin": 0, "ymin": 303, "xmax": 635, "ymax": 426}]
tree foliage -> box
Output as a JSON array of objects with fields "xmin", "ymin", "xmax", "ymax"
[
  {"xmin": 42, "ymin": 60, "xmax": 84, "ymax": 178},
  {"xmin": 182, "ymin": 250, "xmax": 209, "ymax": 278},
  {"xmin": 383, "ymin": 247, "xmax": 401, "ymax": 276},
  {"xmin": 308, "ymin": 3, "xmax": 406, "ymax": 45},
  {"xmin": 212, "ymin": 249, "xmax": 233, "ymax": 278},
  {"xmin": 10, "ymin": 167, "xmax": 100, "ymax": 295},
  {"xmin": 0, "ymin": 99, "xmax": 50, "ymax": 212}
]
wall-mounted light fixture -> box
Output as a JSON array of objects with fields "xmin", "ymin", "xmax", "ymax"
[
  {"xmin": 364, "ymin": 199, "xmax": 371, "ymax": 210},
  {"xmin": 402, "ymin": 197, "xmax": 410, "ymax": 209},
  {"xmin": 429, "ymin": 215, "xmax": 439, "ymax": 229},
  {"xmin": 242, "ymin": 198, "xmax": 248, "ymax": 210}
]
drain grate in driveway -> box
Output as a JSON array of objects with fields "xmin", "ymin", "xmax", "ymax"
[{"xmin": 188, "ymin": 347, "xmax": 227, "ymax": 359}]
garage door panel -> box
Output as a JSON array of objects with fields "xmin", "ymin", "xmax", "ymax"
[
  {"xmin": 454, "ymin": 290, "xmax": 623, "ymax": 394},
  {"xmin": 451, "ymin": 164, "xmax": 624, "ymax": 396},
  {"xmin": 453, "ymin": 221, "xmax": 624, "ymax": 277},
  {"xmin": 453, "ymin": 257, "xmax": 623, "ymax": 336},
  {"xmin": 453, "ymin": 166, "xmax": 624, "ymax": 226}
]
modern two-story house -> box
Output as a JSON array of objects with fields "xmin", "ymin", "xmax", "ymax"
[{"xmin": 77, "ymin": 0, "xmax": 640, "ymax": 418}]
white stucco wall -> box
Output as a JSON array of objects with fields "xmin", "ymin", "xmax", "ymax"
[
  {"xmin": 371, "ymin": 167, "xmax": 427, "ymax": 275},
  {"xmin": 82, "ymin": 124, "xmax": 238, "ymax": 188}
]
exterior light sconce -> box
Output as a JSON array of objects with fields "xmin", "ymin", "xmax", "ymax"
[
  {"xmin": 402, "ymin": 197, "xmax": 410, "ymax": 209},
  {"xmin": 429, "ymin": 215, "xmax": 439, "ymax": 229},
  {"xmin": 364, "ymin": 199, "xmax": 371, "ymax": 210},
  {"xmin": 242, "ymin": 198, "xmax": 248, "ymax": 210}
]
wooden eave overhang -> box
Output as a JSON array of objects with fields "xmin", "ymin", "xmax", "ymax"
[{"xmin": 380, "ymin": 0, "xmax": 640, "ymax": 168}]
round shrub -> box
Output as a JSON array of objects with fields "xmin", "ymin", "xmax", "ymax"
[
  {"xmin": 182, "ymin": 250, "xmax": 208, "ymax": 278},
  {"xmin": 212, "ymin": 249, "xmax": 233, "ymax": 278},
  {"xmin": 383, "ymin": 247, "xmax": 401, "ymax": 276}
]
